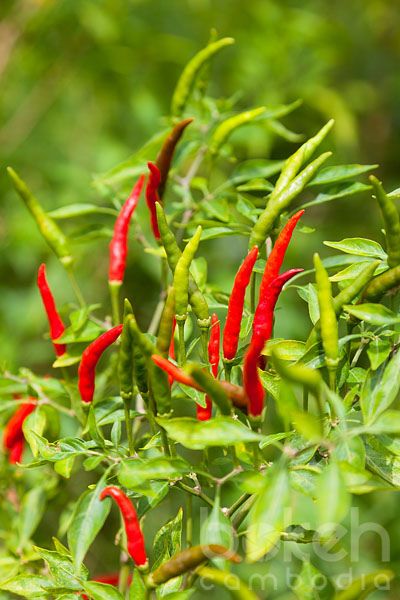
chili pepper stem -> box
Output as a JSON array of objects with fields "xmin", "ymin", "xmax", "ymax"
[
  {"xmin": 109, "ymin": 281, "xmax": 122, "ymax": 325},
  {"xmin": 159, "ymin": 425, "xmax": 171, "ymax": 457},
  {"xmin": 66, "ymin": 266, "xmax": 85, "ymax": 308},
  {"xmin": 201, "ymin": 329, "xmax": 209, "ymax": 362},
  {"xmin": 250, "ymin": 272, "xmax": 256, "ymax": 313},
  {"xmin": 328, "ymin": 368, "xmax": 337, "ymax": 392},
  {"xmin": 123, "ymin": 398, "xmax": 135, "ymax": 456},
  {"xmin": 118, "ymin": 562, "xmax": 130, "ymax": 596},
  {"xmin": 224, "ymin": 362, "xmax": 232, "ymax": 382},
  {"xmin": 177, "ymin": 320, "xmax": 186, "ymax": 364},
  {"xmin": 186, "ymin": 494, "xmax": 193, "ymax": 548}
]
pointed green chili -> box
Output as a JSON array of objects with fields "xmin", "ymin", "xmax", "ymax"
[
  {"xmin": 362, "ymin": 264, "xmax": 400, "ymax": 301},
  {"xmin": 186, "ymin": 364, "xmax": 231, "ymax": 416},
  {"xmin": 209, "ymin": 106, "xmax": 266, "ymax": 154},
  {"xmin": 314, "ymin": 253, "xmax": 339, "ymax": 389},
  {"xmin": 370, "ymin": 175, "xmax": 400, "ymax": 268},
  {"xmin": 171, "ymin": 37, "xmax": 234, "ymax": 116},
  {"xmin": 157, "ymin": 287, "xmax": 175, "ymax": 358},
  {"xmin": 249, "ymin": 151, "xmax": 332, "ymax": 249},
  {"xmin": 174, "ymin": 226, "xmax": 203, "ymax": 322},
  {"xmin": 7, "ymin": 167, "xmax": 73, "ymax": 267},
  {"xmin": 156, "ymin": 202, "xmax": 210, "ymax": 329}
]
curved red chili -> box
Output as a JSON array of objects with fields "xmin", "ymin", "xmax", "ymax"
[
  {"xmin": 37, "ymin": 263, "xmax": 66, "ymax": 357},
  {"xmin": 198, "ymin": 313, "xmax": 220, "ymax": 421},
  {"xmin": 244, "ymin": 269, "xmax": 302, "ymax": 416},
  {"xmin": 78, "ymin": 325, "xmax": 123, "ymax": 403},
  {"xmin": 197, "ymin": 313, "xmax": 221, "ymax": 421},
  {"xmin": 109, "ymin": 175, "xmax": 145, "ymax": 284},
  {"xmin": 9, "ymin": 437, "xmax": 25, "ymax": 464},
  {"xmin": 258, "ymin": 210, "xmax": 304, "ymax": 299},
  {"xmin": 222, "ymin": 246, "xmax": 259, "ymax": 361},
  {"xmin": 3, "ymin": 400, "xmax": 36, "ymax": 463},
  {"xmin": 100, "ymin": 485, "xmax": 147, "ymax": 566},
  {"xmin": 145, "ymin": 162, "xmax": 161, "ymax": 240}
]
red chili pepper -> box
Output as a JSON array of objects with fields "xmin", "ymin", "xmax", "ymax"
[
  {"xmin": 222, "ymin": 246, "xmax": 259, "ymax": 361},
  {"xmin": 244, "ymin": 269, "xmax": 302, "ymax": 416},
  {"xmin": 145, "ymin": 162, "xmax": 161, "ymax": 240},
  {"xmin": 37, "ymin": 264, "xmax": 66, "ymax": 357},
  {"xmin": 258, "ymin": 210, "xmax": 304, "ymax": 300},
  {"xmin": 100, "ymin": 486, "xmax": 147, "ymax": 566},
  {"xmin": 156, "ymin": 118, "xmax": 193, "ymax": 199},
  {"xmin": 9, "ymin": 437, "xmax": 25, "ymax": 464},
  {"xmin": 197, "ymin": 313, "xmax": 220, "ymax": 421},
  {"xmin": 78, "ymin": 325, "xmax": 123, "ymax": 403},
  {"xmin": 109, "ymin": 175, "xmax": 145, "ymax": 284},
  {"xmin": 3, "ymin": 401, "xmax": 36, "ymax": 451}
]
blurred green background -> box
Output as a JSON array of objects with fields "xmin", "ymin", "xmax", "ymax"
[{"xmin": 1, "ymin": 0, "xmax": 399, "ymax": 365}]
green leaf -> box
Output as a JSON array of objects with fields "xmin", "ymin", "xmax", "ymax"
[
  {"xmin": 316, "ymin": 461, "xmax": 350, "ymax": 535},
  {"xmin": 47, "ymin": 204, "xmax": 117, "ymax": 219},
  {"xmin": 151, "ymin": 509, "xmax": 183, "ymax": 597},
  {"xmin": 308, "ymin": 164, "xmax": 377, "ymax": 186},
  {"xmin": 294, "ymin": 561, "xmax": 334, "ymax": 599},
  {"xmin": 118, "ymin": 457, "xmax": 190, "ymax": 489},
  {"xmin": 329, "ymin": 259, "xmax": 375, "ymax": 282},
  {"xmin": 344, "ymin": 302, "xmax": 400, "ymax": 326},
  {"xmin": 67, "ymin": 477, "xmax": 111, "ymax": 573},
  {"xmin": 231, "ymin": 159, "xmax": 285, "ymax": 183},
  {"xmin": 367, "ymin": 338, "xmax": 392, "ymax": 370},
  {"xmin": 324, "ymin": 238, "xmax": 386, "ymax": 259},
  {"xmin": 83, "ymin": 582, "xmax": 123, "ymax": 600},
  {"xmin": 0, "ymin": 575, "xmax": 58, "ymax": 596},
  {"xmin": 246, "ymin": 465, "xmax": 290, "ymax": 562},
  {"xmin": 362, "ymin": 349, "xmax": 400, "ymax": 422},
  {"xmin": 156, "ymin": 417, "xmax": 263, "ymax": 450},
  {"xmin": 334, "ymin": 569, "xmax": 394, "ymax": 599},
  {"xmin": 365, "ymin": 436, "xmax": 400, "ymax": 486},
  {"xmin": 200, "ymin": 491, "xmax": 234, "ymax": 568},
  {"xmin": 129, "ymin": 570, "xmax": 147, "ymax": 600},
  {"xmin": 198, "ymin": 225, "xmax": 249, "ymax": 241},
  {"xmin": 35, "ymin": 548, "xmax": 87, "ymax": 590},
  {"xmin": 17, "ymin": 487, "xmax": 46, "ymax": 550},
  {"xmin": 300, "ymin": 182, "xmax": 371, "ymax": 209},
  {"xmin": 23, "ymin": 407, "xmax": 47, "ymax": 457},
  {"xmin": 263, "ymin": 339, "xmax": 305, "ymax": 361},
  {"xmin": 362, "ymin": 410, "xmax": 400, "ymax": 434}
]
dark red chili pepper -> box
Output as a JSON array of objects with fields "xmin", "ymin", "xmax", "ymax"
[
  {"xmin": 37, "ymin": 263, "xmax": 66, "ymax": 357},
  {"xmin": 197, "ymin": 313, "xmax": 220, "ymax": 421},
  {"xmin": 3, "ymin": 400, "xmax": 36, "ymax": 464},
  {"xmin": 151, "ymin": 354, "xmax": 248, "ymax": 408},
  {"xmin": 222, "ymin": 246, "xmax": 259, "ymax": 361},
  {"xmin": 244, "ymin": 269, "xmax": 302, "ymax": 416},
  {"xmin": 145, "ymin": 162, "xmax": 161, "ymax": 240},
  {"xmin": 100, "ymin": 486, "xmax": 147, "ymax": 566},
  {"xmin": 109, "ymin": 175, "xmax": 145, "ymax": 284},
  {"xmin": 78, "ymin": 325, "xmax": 123, "ymax": 403},
  {"xmin": 156, "ymin": 118, "xmax": 194, "ymax": 199},
  {"xmin": 258, "ymin": 210, "xmax": 304, "ymax": 299}
]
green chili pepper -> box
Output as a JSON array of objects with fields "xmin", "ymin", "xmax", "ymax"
[
  {"xmin": 119, "ymin": 300, "xmax": 134, "ymax": 402},
  {"xmin": 362, "ymin": 264, "xmax": 400, "ymax": 301},
  {"xmin": 271, "ymin": 349, "xmax": 322, "ymax": 397},
  {"xmin": 157, "ymin": 287, "xmax": 175, "ymax": 357},
  {"xmin": 314, "ymin": 253, "xmax": 339, "ymax": 388},
  {"xmin": 174, "ymin": 226, "xmax": 202, "ymax": 322},
  {"xmin": 186, "ymin": 364, "xmax": 231, "ymax": 416},
  {"xmin": 171, "ymin": 37, "xmax": 235, "ymax": 117},
  {"xmin": 272, "ymin": 120, "xmax": 334, "ymax": 198},
  {"xmin": 209, "ymin": 106, "xmax": 266, "ymax": 154},
  {"xmin": 249, "ymin": 152, "xmax": 332, "ymax": 249},
  {"xmin": 7, "ymin": 167, "xmax": 73, "ymax": 267},
  {"xmin": 370, "ymin": 175, "xmax": 400, "ymax": 268},
  {"xmin": 306, "ymin": 260, "xmax": 380, "ymax": 349},
  {"xmin": 129, "ymin": 316, "xmax": 171, "ymax": 416},
  {"xmin": 156, "ymin": 202, "xmax": 210, "ymax": 328},
  {"xmin": 196, "ymin": 566, "xmax": 259, "ymax": 600}
]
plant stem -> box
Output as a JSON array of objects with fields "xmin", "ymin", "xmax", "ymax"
[
  {"xmin": 109, "ymin": 281, "xmax": 121, "ymax": 325},
  {"xmin": 178, "ymin": 320, "xmax": 186, "ymax": 364},
  {"xmin": 186, "ymin": 494, "xmax": 193, "ymax": 548},
  {"xmin": 66, "ymin": 266, "xmax": 85, "ymax": 308},
  {"xmin": 227, "ymin": 492, "xmax": 251, "ymax": 518},
  {"xmin": 303, "ymin": 387, "xmax": 309, "ymax": 412},
  {"xmin": 250, "ymin": 272, "xmax": 256, "ymax": 313},
  {"xmin": 176, "ymin": 481, "xmax": 214, "ymax": 508}
]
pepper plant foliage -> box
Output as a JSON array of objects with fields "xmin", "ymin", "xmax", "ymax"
[{"xmin": 1, "ymin": 37, "xmax": 400, "ymax": 599}]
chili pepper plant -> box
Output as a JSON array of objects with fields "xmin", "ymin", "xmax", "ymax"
[{"xmin": 2, "ymin": 37, "xmax": 400, "ymax": 599}]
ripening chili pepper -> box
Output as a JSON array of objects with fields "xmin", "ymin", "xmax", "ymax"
[
  {"xmin": 223, "ymin": 246, "xmax": 259, "ymax": 361},
  {"xmin": 362, "ymin": 263, "xmax": 400, "ymax": 301},
  {"xmin": 156, "ymin": 118, "xmax": 193, "ymax": 199},
  {"xmin": 3, "ymin": 400, "xmax": 36, "ymax": 464},
  {"xmin": 370, "ymin": 175, "xmax": 400, "ymax": 268},
  {"xmin": 151, "ymin": 355, "xmax": 247, "ymax": 408},
  {"xmin": 197, "ymin": 313, "xmax": 220, "ymax": 420},
  {"xmin": 37, "ymin": 263, "xmax": 66, "ymax": 357},
  {"xmin": 156, "ymin": 202, "xmax": 210, "ymax": 329},
  {"xmin": 119, "ymin": 301, "xmax": 134, "ymax": 402},
  {"xmin": 174, "ymin": 226, "xmax": 203, "ymax": 322},
  {"xmin": 313, "ymin": 253, "xmax": 339, "ymax": 388},
  {"xmin": 171, "ymin": 37, "xmax": 234, "ymax": 116},
  {"xmin": 244, "ymin": 269, "xmax": 302, "ymax": 416},
  {"xmin": 8, "ymin": 437, "xmax": 25, "ymax": 464},
  {"xmin": 258, "ymin": 210, "xmax": 304, "ymax": 298},
  {"xmin": 78, "ymin": 325, "xmax": 123, "ymax": 403},
  {"xmin": 157, "ymin": 288, "xmax": 176, "ymax": 358},
  {"xmin": 147, "ymin": 544, "xmax": 240, "ymax": 587},
  {"xmin": 109, "ymin": 175, "xmax": 145, "ymax": 285},
  {"xmin": 210, "ymin": 107, "xmax": 266, "ymax": 155},
  {"xmin": 249, "ymin": 152, "xmax": 331, "ymax": 249},
  {"xmin": 145, "ymin": 163, "xmax": 161, "ymax": 240},
  {"xmin": 188, "ymin": 365, "xmax": 231, "ymax": 417},
  {"xmin": 100, "ymin": 486, "xmax": 147, "ymax": 567},
  {"xmin": 7, "ymin": 167, "xmax": 73, "ymax": 267}
]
